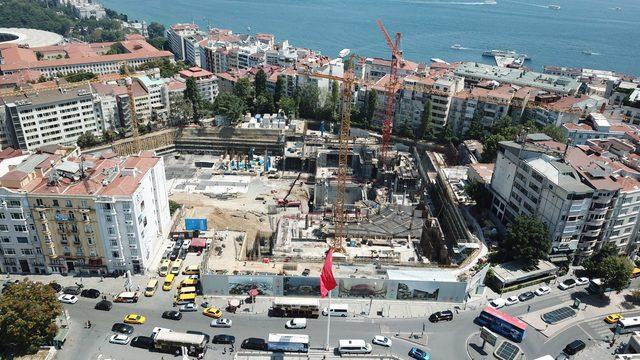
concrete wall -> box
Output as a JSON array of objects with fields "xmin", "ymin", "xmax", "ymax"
[{"xmin": 201, "ymin": 274, "xmax": 468, "ymax": 303}]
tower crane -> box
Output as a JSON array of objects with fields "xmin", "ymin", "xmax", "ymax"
[
  {"xmin": 307, "ymin": 53, "xmax": 356, "ymax": 253},
  {"xmin": 376, "ymin": 19, "xmax": 403, "ymax": 165}
]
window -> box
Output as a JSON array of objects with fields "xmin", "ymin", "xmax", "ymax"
[
  {"xmin": 109, "ymin": 239, "xmax": 117, "ymax": 247},
  {"xmin": 1, "ymin": 237, "xmax": 9, "ymax": 243},
  {"xmin": 65, "ymin": 200, "xmax": 72, "ymax": 208},
  {"xmin": 122, "ymin": 203, "xmax": 131, "ymax": 211},
  {"xmin": 21, "ymin": 249, "xmax": 33, "ymax": 255},
  {"xmin": 13, "ymin": 225, "xmax": 26, "ymax": 232},
  {"xmin": 89, "ymin": 250, "xmax": 97, "ymax": 257},
  {"xmin": 4, "ymin": 248, "xmax": 15, "ymax": 255},
  {"xmin": 81, "ymin": 200, "xmax": 89, "ymax": 209},
  {"xmin": 615, "ymin": 220, "xmax": 624, "ymax": 226},
  {"xmin": 124, "ymin": 214, "xmax": 132, "ymax": 221},
  {"xmin": 108, "ymin": 227, "xmax": 116, "ymax": 236},
  {"xmin": 102, "ymin": 203, "xmax": 111, "ymax": 210},
  {"xmin": 8, "ymin": 200, "xmax": 20, "ymax": 208},
  {"xmin": 624, "ymin": 228, "xmax": 632, "ymax": 234},
  {"xmin": 0, "ymin": 213, "xmax": 5, "ymax": 219},
  {"xmin": 71, "ymin": 224, "xmax": 78, "ymax": 233},
  {"xmin": 52, "ymin": 200, "xmax": 59, "ymax": 207},
  {"xmin": 16, "ymin": 237, "xmax": 28, "ymax": 243},
  {"xmin": 60, "ymin": 234, "xmax": 68, "ymax": 243},
  {"xmin": 105, "ymin": 215, "xmax": 113, "ymax": 223},
  {"xmin": 39, "ymin": 211, "xmax": 46, "ymax": 220},
  {"xmin": 10, "ymin": 213, "xmax": 23, "ymax": 220},
  {"xmin": 112, "ymin": 251, "xmax": 119, "ymax": 258},
  {"xmin": 73, "ymin": 235, "xmax": 80, "ymax": 244},
  {"xmin": 84, "ymin": 225, "xmax": 93, "ymax": 233},
  {"xmin": 68, "ymin": 211, "xmax": 75, "ymax": 220},
  {"xmin": 126, "ymin": 225, "xmax": 134, "ymax": 233},
  {"xmin": 87, "ymin": 237, "xmax": 94, "ymax": 245},
  {"xmin": 130, "ymin": 248, "xmax": 138, "ymax": 256},
  {"xmin": 36, "ymin": 198, "xmax": 44, "ymax": 206},
  {"xmin": 0, "ymin": 225, "xmax": 7, "ymax": 232},
  {"xmin": 58, "ymin": 223, "xmax": 65, "ymax": 231},
  {"xmin": 82, "ymin": 213, "xmax": 89, "ymax": 221}
]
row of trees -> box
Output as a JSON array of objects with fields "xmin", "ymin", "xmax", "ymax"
[{"xmin": 583, "ymin": 244, "xmax": 635, "ymax": 293}]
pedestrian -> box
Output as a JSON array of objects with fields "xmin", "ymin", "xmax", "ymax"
[{"xmin": 136, "ymin": 285, "xmax": 140, "ymax": 292}]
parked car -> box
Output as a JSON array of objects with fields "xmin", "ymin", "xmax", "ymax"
[
  {"xmin": 604, "ymin": 313, "xmax": 623, "ymax": 324},
  {"xmin": 81, "ymin": 288, "xmax": 101, "ymax": 298},
  {"xmin": 576, "ymin": 277, "xmax": 589, "ymax": 286},
  {"xmin": 179, "ymin": 303, "xmax": 198, "ymax": 312},
  {"xmin": 372, "ymin": 335, "xmax": 392, "ymax": 347},
  {"xmin": 285, "ymin": 318, "xmax": 307, "ymax": 329},
  {"xmin": 409, "ymin": 346, "xmax": 431, "ymax": 360},
  {"xmin": 210, "ymin": 318, "xmax": 232, "ymax": 328},
  {"xmin": 535, "ymin": 286, "xmax": 551, "ymax": 296},
  {"xmin": 563, "ymin": 339, "xmax": 586, "ymax": 355},
  {"xmin": 558, "ymin": 279, "xmax": 577, "ymax": 290},
  {"xmin": 162, "ymin": 310, "xmax": 182, "ymax": 320},
  {"xmin": 429, "ymin": 310, "xmax": 454, "ymax": 322},
  {"xmin": 58, "ymin": 294, "xmax": 78, "ymax": 304},
  {"xmin": 111, "ymin": 323, "xmax": 134, "ymax": 334},
  {"xmin": 241, "ymin": 337, "xmax": 266, "ymax": 350},
  {"xmin": 169, "ymin": 248, "xmax": 180, "ymax": 261},
  {"xmin": 63, "ymin": 286, "xmax": 81, "ymax": 295},
  {"xmin": 489, "ymin": 298, "xmax": 507, "ymax": 309},
  {"xmin": 130, "ymin": 336, "xmax": 154, "ymax": 349},
  {"xmin": 505, "ymin": 296, "xmax": 519, "ymax": 306},
  {"xmin": 94, "ymin": 300, "xmax": 112, "ymax": 311},
  {"xmin": 109, "ymin": 334, "xmax": 130, "ymax": 345},
  {"xmin": 518, "ymin": 291, "xmax": 535, "ymax": 302},
  {"xmin": 123, "ymin": 313, "xmax": 146, "ymax": 324},
  {"xmin": 212, "ymin": 334, "xmax": 235, "ymax": 345},
  {"xmin": 48, "ymin": 282, "xmax": 62, "ymax": 293},
  {"xmin": 182, "ymin": 239, "xmax": 191, "ymax": 251}
]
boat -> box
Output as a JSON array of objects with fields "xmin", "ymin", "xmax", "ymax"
[
  {"xmin": 582, "ymin": 49, "xmax": 599, "ymax": 55},
  {"xmin": 451, "ymin": 44, "xmax": 464, "ymax": 50},
  {"xmin": 484, "ymin": 0, "xmax": 497, "ymax": 4},
  {"xmin": 614, "ymin": 7, "xmax": 622, "ymax": 11},
  {"xmin": 548, "ymin": 4, "xmax": 561, "ymax": 10},
  {"xmin": 483, "ymin": 49, "xmax": 530, "ymax": 60}
]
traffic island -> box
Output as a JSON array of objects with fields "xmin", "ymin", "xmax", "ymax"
[{"xmin": 466, "ymin": 330, "xmax": 525, "ymax": 360}]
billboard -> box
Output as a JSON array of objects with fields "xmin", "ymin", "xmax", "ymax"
[
  {"xmin": 338, "ymin": 278, "xmax": 387, "ymax": 298},
  {"xmin": 228, "ymin": 276, "xmax": 274, "ymax": 296},
  {"xmin": 185, "ymin": 218, "xmax": 207, "ymax": 231},
  {"xmin": 283, "ymin": 277, "xmax": 321, "ymax": 297}
]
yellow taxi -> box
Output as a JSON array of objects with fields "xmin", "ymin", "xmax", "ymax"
[
  {"xmin": 123, "ymin": 313, "xmax": 146, "ymax": 324},
  {"xmin": 604, "ymin": 313, "xmax": 623, "ymax": 324},
  {"xmin": 202, "ymin": 306, "xmax": 222, "ymax": 318}
]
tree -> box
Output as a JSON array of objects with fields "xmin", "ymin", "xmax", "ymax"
[
  {"xmin": 76, "ymin": 131, "xmax": 97, "ymax": 148},
  {"xmin": 274, "ymin": 75, "xmax": 285, "ymax": 107},
  {"xmin": 169, "ymin": 96, "xmax": 193, "ymax": 125},
  {"xmin": 255, "ymin": 93, "xmax": 275, "ymax": 115},
  {"xmin": 147, "ymin": 22, "xmax": 165, "ymax": 39},
  {"xmin": 482, "ymin": 134, "xmax": 506, "ymax": 163},
  {"xmin": 148, "ymin": 36, "xmax": 167, "ymax": 51},
  {"xmin": 213, "ymin": 92, "xmax": 247, "ymax": 123},
  {"xmin": 169, "ymin": 200, "xmax": 181, "ymax": 215},
  {"xmin": 297, "ymin": 83, "xmax": 320, "ymax": 119},
  {"xmin": 491, "ymin": 115, "xmax": 517, "ymax": 139},
  {"xmin": 600, "ymin": 256, "xmax": 634, "ymax": 293},
  {"xmin": 442, "ymin": 122, "xmax": 457, "ymax": 144},
  {"xmin": 278, "ymin": 97, "xmax": 297, "ymax": 118},
  {"xmin": 464, "ymin": 179, "xmax": 492, "ymax": 209},
  {"xmin": 364, "ymin": 90, "xmax": 377, "ymax": 128},
  {"xmin": 254, "ymin": 69, "xmax": 267, "ymax": 97},
  {"xmin": 102, "ymin": 129, "xmax": 116, "ymax": 143},
  {"xmin": 64, "ymin": 71, "xmax": 96, "ymax": 83},
  {"xmin": 542, "ymin": 123, "xmax": 566, "ymax": 142},
  {"xmin": 184, "ymin": 77, "xmax": 201, "ymax": 124},
  {"xmin": 417, "ymin": 99, "xmax": 433, "ymax": 140},
  {"xmin": 503, "ymin": 216, "xmax": 551, "ymax": 268},
  {"xmin": 233, "ymin": 78, "xmax": 255, "ymax": 111},
  {"xmin": 105, "ymin": 42, "xmax": 126, "ymax": 55},
  {"xmin": 583, "ymin": 243, "xmax": 619, "ymax": 277},
  {"xmin": 0, "ymin": 281, "xmax": 62, "ymax": 356},
  {"xmin": 465, "ymin": 115, "xmax": 485, "ymax": 141}
]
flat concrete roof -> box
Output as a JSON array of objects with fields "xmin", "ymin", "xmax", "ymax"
[{"xmin": 492, "ymin": 259, "xmax": 558, "ymax": 287}]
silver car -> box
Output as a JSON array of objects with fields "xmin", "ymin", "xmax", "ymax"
[
  {"xmin": 109, "ymin": 334, "xmax": 130, "ymax": 345},
  {"xmin": 179, "ymin": 303, "xmax": 198, "ymax": 312},
  {"xmin": 210, "ymin": 318, "xmax": 232, "ymax": 328}
]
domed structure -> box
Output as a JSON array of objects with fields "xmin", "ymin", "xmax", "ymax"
[{"xmin": 0, "ymin": 28, "xmax": 64, "ymax": 48}]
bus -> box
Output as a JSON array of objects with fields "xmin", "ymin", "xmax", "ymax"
[
  {"xmin": 267, "ymin": 333, "xmax": 309, "ymax": 353},
  {"xmin": 153, "ymin": 329, "xmax": 206, "ymax": 356},
  {"xmin": 618, "ymin": 316, "xmax": 640, "ymax": 334},
  {"xmin": 476, "ymin": 306, "xmax": 527, "ymax": 342},
  {"xmin": 270, "ymin": 298, "xmax": 320, "ymax": 318},
  {"xmin": 159, "ymin": 259, "xmax": 171, "ymax": 276}
]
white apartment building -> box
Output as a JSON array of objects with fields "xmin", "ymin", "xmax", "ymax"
[
  {"xmin": 178, "ymin": 67, "xmax": 218, "ymax": 102},
  {"xmin": 1, "ymin": 85, "xmax": 99, "ymax": 151},
  {"xmin": 167, "ymin": 23, "xmax": 201, "ymax": 61},
  {"xmin": 93, "ymin": 91, "xmax": 118, "ymax": 133},
  {"xmin": 448, "ymin": 84, "xmax": 514, "ymax": 135},
  {"xmin": 184, "ymin": 35, "xmax": 204, "ymax": 67},
  {"xmin": 138, "ymin": 76, "xmax": 168, "ymax": 122}
]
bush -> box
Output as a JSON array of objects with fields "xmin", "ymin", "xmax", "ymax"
[{"xmin": 169, "ymin": 200, "xmax": 180, "ymax": 215}]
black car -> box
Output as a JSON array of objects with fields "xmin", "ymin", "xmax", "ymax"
[
  {"xmin": 63, "ymin": 286, "xmax": 81, "ymax": 295},
  {"xmin": 111, "ymin": 323, "xmax": 134, "ymax": 334},
  {"xmin": 48, "ymin": 282, "xmax": 62, "ymax": 293},
  {"xmin": 429, "ymin": 310, "xmax": 454, "ymax": 322},
  {"xmin": 241, "ymin": 338, "xmax": 266, "ymax": 350},
  {"xmin": 518, "ymin": 291, "xmax": 535, "ymax": 302},
  {"xmin": 95, "ymin": 299, "xmax": 112, "ymax": 311},
  {"xmin": 130, "ymin": 336, "xmax": 154, "ymax": 349},
  {"xmin": 563, "ymin": 339, "xmax": 586, "ymax": 355},
  {"xmin": 162, "ymin": 310, "xmax": 182, "ymax": 320},
  {"xmin": 301, "ymin": 268, "xmax": 310, "ymax": 276},
  {"xmin": 169, "ymin": 248, "xmax": 180, "ymax": 261},
  {"xmin": 81, "ymin": 288, "xmax": 101, "ymax": 298},
  {"xmin": 212, "ymin": 334, "xmax": 235, "ymax": 345},
  {"xmin": 187, "ymin": 331, "xmax": 210, "ymax": 343}
]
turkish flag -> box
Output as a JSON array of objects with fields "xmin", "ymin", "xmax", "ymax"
[{"xmin": 320, "ymin": 248, "xmax": 337, "ymax": 298}]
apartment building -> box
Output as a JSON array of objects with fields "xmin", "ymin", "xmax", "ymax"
[
  {"xmin": 167, "ymin": 23, "xmax": 201, "ymax": 61},
  {"xmin": 524, "ymin": 93, "xmax": 602, "ymax": 127},
  {"xmin": 1, "ymin": 85, "xmax": 99, "ymax": 151},
  {"xmin": 178, "ymin": 67, "xmax": 218, "ymax": 102},
  {"xmin": 91, "ymin": 83, "xmax": 119, "ymax": 132},
  {"xmin": 448, "ymin": 83, "xmax": 515, "ymax": 135},
  {"xmin": 0, "ymin": 35, "xmax": 173, "ymax": 77},
  {"xmin": 490, "ymin": 136, "xmax": 640, "ymax": 262},
  {"xmin": 562, "ymin": 113, "xmax": 636, "ymax": 145},
  {"xmin": 0, "ymin": 150, "xmax": 170, "ymax": 275}
]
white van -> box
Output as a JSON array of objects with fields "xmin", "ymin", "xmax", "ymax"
[
  {"xmin": 285, "ymin": 318, "xmax": 307, "ymax": 329},
  {"xmin": 338, "ymin": 339, "xmax": 372, "ymax": 354},
  {"xmin": 322, "ymin": 304, "xmax": 348, "ymax": 317}
]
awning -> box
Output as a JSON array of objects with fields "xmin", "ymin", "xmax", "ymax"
[{"xmin": 190, "ymin": 238, "xmax": 206, "ymax": 248}]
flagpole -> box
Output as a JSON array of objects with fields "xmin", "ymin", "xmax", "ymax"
[{"xmin": 325, "ymin": 288, "xmax": 332, "ymax": 351}]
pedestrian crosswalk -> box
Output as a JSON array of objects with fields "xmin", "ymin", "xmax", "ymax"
[{"xmin": 581, "ymin": 318, "xmax": 615, "ymax": 341}]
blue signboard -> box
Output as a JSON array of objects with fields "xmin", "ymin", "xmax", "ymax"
[{"xmin": 185, "ymin": 218, "xmax": 207, "ymax": 231}]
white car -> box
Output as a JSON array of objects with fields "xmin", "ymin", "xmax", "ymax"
[
  {"xmin": 285, "ymin": 318, "xmax": 307, "ymax": 329},
  {"xmin": 535, "ymin": 286, "xmax": 551, "ymax": 296},
  {"xmin": 182, "ymin": 240, "xmax": 191, "ymax": 250},
  {"xmin": 210, "ymin": 318, "xmax": 232, "ymax": 328},
  {"xmin": 58, "ymin": 294, "xmax": 78, "ymax": 304},
  {"xmin": 505, "ymin": 296, "xmax": 519, "ymax": 306},
  {"xmin": 576, "ymin": 277, "xmax": 589, "ymax": 286},
  {"xmin": 372, "ymin": 335, "xmax": 392, "ymax": 347},
  {"xmin": 179, "ymin": 303, "xmax": 198, "ymax": 312},
  {"xmin": 109, "ymin": 334, "xmax": 130, "ymax": 345},
  {"xmin": 558, "ymin": 278, "xmax": 577, "ymax": 290},
  {"xmin": 489, "ymin": 298, "xmax": 507, "ymax": 309}
]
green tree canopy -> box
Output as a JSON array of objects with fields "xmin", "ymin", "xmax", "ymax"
[
  {"xmin": 417, "ymin": 99, "xmax": 433, "ymax": 140},
  {"xmin": 184, "ymin": 77, "xmax": 202, "ymax": 124},
  {"xmin": 147, "ymin": 22, "xmax": 165, "ymax": 39},
  {"xmin": 278, "ymin": 97, "xmax": 297, "ymax": 118},
  {"xmin": 482, "ymin": 134, "xmax": 506, "ymax": 163},
  {"xmin": 274, "ymin": 75, "xmax": 285, "ymax": 107},
  {"xmin": 169, "ymin": 96, "xmax": 193, "ymax": 125},
  {"xmin": 464, "ymin": 179, "xmax": 492, "ymax": 208},
  {"xmin": 64, "ymin": 71, "xmax": 96, "ymax": 83},
  {"xmin": 503, "ymin": 216, "xmax": 551, "ymax": 268},
  {"xmin": 465, "ymin": 114, "xmax": 486, "ymax": 141},
  {"xmin": 137, "ymin": 59, "xmax": 187, "ymax": 78},
  {"xmin": 76, "ymin": 131, "xmax": 98, "ymax": 148},
  {"xmin": 364, "ymin": 90, "xmax": 377, "ymax": 128},
  {"xmin": 106, "ymin": 42, "xmax": 127, "ymax": 55},
  {"xmin": 255, "ymin": 93, "xmax": 275, "ymax": 115},
  {"xmin": 297, "ymin": 83, "xmax": 320, "ymax": 119},
  {"xmin": 254, "ymin": 69, "xmax": 267, "ymax": 97},
  {"xmin": 0, "ymin": 281, "xmax": 62, "ymax": 356},
  {"xmin": 542, "ymin": 123, "xmax": 567, "ymax": 142},
  {"xmin": 583, "ymin": 243, "xmax": 619, "ymax": 276},
  {"xmin": 599, "ymin": 256, "xmax": 634, "ymax": 293},
  {"xmin": 233, "ymin": 77, "xmax": 255, "ymax": 111},
  {"xmin": 213, "ymin": 92, "xmax": 247, "ymax": 123}
]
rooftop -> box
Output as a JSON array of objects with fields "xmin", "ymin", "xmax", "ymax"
[
  {"xmin": 1, "ymin": 84, "xmax": 93, "ymax": 106},
  {"xmin": 0, "ymin": 27, "xmax": 63, "ymax": 48}
]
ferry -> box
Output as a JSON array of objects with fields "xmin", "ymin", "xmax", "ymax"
[
  {"xmin": 451, "ymin": 44, "xmax": 464, "ymax": 50},
  {"xmin": 482, "ymin": 49, "xmax": 530, "ymax": 60},
  {"xmin": 548, "ymin": 4, "xmax": 561, "ymax": 10}
]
